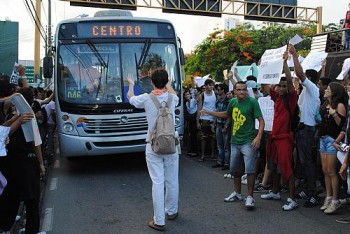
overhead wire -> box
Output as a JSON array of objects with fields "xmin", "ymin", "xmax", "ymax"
[
  {"xmin": 23, "ymin": 0, "xmax": 47, "ymax": 41},
  {"xmin": 28, "ymin": 0, "xmax": 46, "ymax": 34}
]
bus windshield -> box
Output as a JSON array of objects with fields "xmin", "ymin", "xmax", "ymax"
[{"xmin": 57, "ymin": 41, "xmax": 180, "ymax": 105}]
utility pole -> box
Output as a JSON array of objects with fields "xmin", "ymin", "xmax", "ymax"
[
  {"xmin": 34, "ymin": 0, "xmax": 41, "ymax": 84},
  {"xmin": 45, "ymin": 0, "xmax": 52, "ymax": 86}
]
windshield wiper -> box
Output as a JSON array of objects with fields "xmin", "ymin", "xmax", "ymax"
[
  {"xmin": 87, "ymin": 40, "xmax": 108, "ymax": 68},
  {"xmin": 137, "ymin": 39, "xmax": 152, "ymax": 69},
  {"xmin": 86, "ymin": 40, "xmax": 110, "ymax": 100}
]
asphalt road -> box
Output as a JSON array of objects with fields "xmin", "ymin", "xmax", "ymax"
[{"xmin": 39, "ymin": 151, "xmax": 350, "ymax": 234}]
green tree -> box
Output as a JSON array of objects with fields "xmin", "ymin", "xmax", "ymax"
[{"xmin": 185, "ymin": 22, "xmax": 322, "ymax": 83}]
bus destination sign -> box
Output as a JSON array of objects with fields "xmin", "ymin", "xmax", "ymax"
[{"xmin": 75, "ymin": 22, "xmax": 174, "ymax": 39}]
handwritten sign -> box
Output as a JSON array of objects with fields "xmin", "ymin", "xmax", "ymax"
[
  {"xmin": 258, "ymin": 46, "xmax": 287, "ymax": 84},
  {"xmin": 9, "ymin": 62, "xmax": 19, "ymax": 85},
  {"xmin": 301, "ymin": 51, "xmax": 328, "ymax": 72},
  {"xmin": 255, "ymin": 96, "xmax": 274, "ymax": 131}
]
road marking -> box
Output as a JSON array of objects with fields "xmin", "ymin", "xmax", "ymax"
[
  {"xmin": 49, "ymin": 178, "xmax": 58, "ymax": 191},
  {"xmin": 41, "ymin": 207, "xmax": 53, "ymax": 232},
  {"xmin": 54, "ymin": 159, "xmax": 60, "ymax": 168}
]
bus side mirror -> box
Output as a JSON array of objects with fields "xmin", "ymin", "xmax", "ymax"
[
  {"xmin": 179, "ymin": 48, "xmax": 185, "ymax": 65},
  {"xmin": 43, "ymin": 56, "xmax": 53, "ymax": 78}
]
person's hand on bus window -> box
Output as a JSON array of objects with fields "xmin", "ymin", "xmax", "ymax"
[{"xmin": 126, "ymin": 73, "xmax": 135, "ymax": 86}]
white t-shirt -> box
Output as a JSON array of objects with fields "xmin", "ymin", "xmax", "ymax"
[
  {"xmin": 45, "ymin": 101, "xmax": 56, "ymax": 125},
  {"xmin": 298, "ymin": 78, "xmax": 320, "ymax": 126},
  {"xmin": 200, "ymin": 91, "xmax": 216, "ymax": 121},
  {"xmin": 129, "ymin": 92, "xmax": 179, "ymax": 142}
]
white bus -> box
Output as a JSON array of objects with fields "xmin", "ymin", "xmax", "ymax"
[{"xmin": 44, "ymin": 11, "xmax": 185, "ymax": 158}]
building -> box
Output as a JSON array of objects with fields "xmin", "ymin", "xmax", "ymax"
[{"xmin": 0, "ymin": 20, "xmax": 18, "ymax": 76}]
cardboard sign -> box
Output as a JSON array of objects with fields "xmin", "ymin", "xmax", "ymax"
[
  {"xmin": 289, "ymin": 34, "xmax": 303, "ymax": 46},
  {"xmin": 301, "ymin": 51, "xmax": 328, "ymax": 72},
  {"xmin": 255, "ymin": 96, "xmax": 274, "ymax": 131},
  {"xmin": 258, "ymin": 46, "xmax": 287, "ymax": 84}
]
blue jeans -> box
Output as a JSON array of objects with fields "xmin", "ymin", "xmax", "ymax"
[
  {"xmin": 216, "ymin": 123, "xmax": 230, "ymax": 166},
  {"xmin": 319, "ymin": 135, "xmax": 337, "ymax": 155},
  {"xmin": 230, "ymin": 141, "xmax": 256, "ymax": 174},
  {"xmin": 345, "ymin": 30, "xmax": 350, "ymax": 50}
]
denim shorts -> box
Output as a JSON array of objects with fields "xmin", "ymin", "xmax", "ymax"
[
  {"xmin": 319, "ymin": 135, "xmax": 337, "ymax": 155},
  {"xmin": 230, "ymin": 141, "xmax": 256, "ymax": 174}
]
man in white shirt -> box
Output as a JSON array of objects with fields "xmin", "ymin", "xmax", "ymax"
[
  {"xmin": 127, "ymin": 68, "xmax": 179, "ymax": 232},
  {"xmin": 289, "ymin": 44, "xmax": 321, "ymax": 207}
]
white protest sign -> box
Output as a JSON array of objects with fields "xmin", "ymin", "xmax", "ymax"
[
  {"xmin": 244, "ymin": 63, "xmax": 259, "ymax": 80},
  {"xmin": 195, "ymin": 77, "xmax": 207, "ymax": 87},
  {"xmin": 336, "ymin": 57, "xmax": 350, "ymax": 80},
  {"xmin": 255, "ymin": 96, "xmax": 274, "ymax": 131},
  {"xmin": 301, "ymin": 51, "xmax": 328, "ymax": 72},
  {"xmin": 9, "ymin": 62, "xmax": 19, "ymax": 85},
  {"xmin": 258, "ymin": 45, "xmax": 287, "ymax": 84},
  {"xmin": 289, "ymin": 34, "xmax": 303, "ymax": 45},
  {"xmin": 230, "ymin": 61, "xmax": 238, "ymax": 74}
]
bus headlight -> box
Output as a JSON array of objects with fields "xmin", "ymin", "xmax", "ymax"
[
  {"xmin": 175, "ymin": 116, "xmax": 181, "ymax": 127},
  {"xmin": 63, "ymin": 123, "xmax": 74, "ymax": 132}
]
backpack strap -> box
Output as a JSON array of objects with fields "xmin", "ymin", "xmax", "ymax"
[
  {"xmin": 149, "ymin": 93, "xmax": 173, "ymax": 109},
  {"xmin": 166, "ymin": 94, "xmax": 173, "ymax": 108},
  {"xmin": 282, "ymin": 95, "xmax": 292, "ymax": 133},
  {"xmin": 149, "ymin": 93, "xmax": 161, "ymax": 109}
]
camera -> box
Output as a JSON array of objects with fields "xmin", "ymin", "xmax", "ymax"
[{"xmin": 340, "ymin": 142, "xmax": 349, "ymax": 152}]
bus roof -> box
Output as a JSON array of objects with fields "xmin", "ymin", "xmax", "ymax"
[{"xmin": 57, "ymin": 16, "xmax": 174, "ymax": 27}]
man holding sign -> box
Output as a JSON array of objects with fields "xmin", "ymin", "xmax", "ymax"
[
  {"xmin": 261, "ymin": 51, "xmax": 298, "ymax": 211},
  {"xmin": 290, "ymin": 44, "xmax": 321, "ymax": 208}
]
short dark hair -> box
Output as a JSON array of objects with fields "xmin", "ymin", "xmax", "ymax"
[
  {"xmin": 305, "ymin": 69, "xmax": 319, "ymax": 84},
  {"xmin": 150, "ymin": 68, "xmax": 168, "ymax": 89},
  {"xmin": 280, "ymin": 76, "xmax": 287, "ymax": 82},
  {"xmin": 218, "ymin": 83, "xmax": 229, "ymax": 93},
  {"xmin": 246, "ymin": 75, "xmax": 257, "ymax": 82},
  {"xmin": 204, "ymin": 79, "xmax": 215, "ymax": 86},
  {"xmin": 234, "ymin": 81, "xmax": 247, "ymax": 89}
]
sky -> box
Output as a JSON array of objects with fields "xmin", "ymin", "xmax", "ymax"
[{"xmin": 0, "ymin": 0, "xmax": 348, "ymax": 61}]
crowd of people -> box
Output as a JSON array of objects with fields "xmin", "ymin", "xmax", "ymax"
[
  {"xmin": 0, "ymin": 65, "xmax": 55, "ymax": 234},
  {"xmin": 183, "ymin": 45, "xmax": 350, "ymax": 223}
]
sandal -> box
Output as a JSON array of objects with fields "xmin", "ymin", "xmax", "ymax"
[{"xmin": 148, "ymin": 220, "xmax": 165, "ymax": 231}]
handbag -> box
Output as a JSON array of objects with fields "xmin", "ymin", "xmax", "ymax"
[{"xmin": 0, "ymin": 171, "xmax": 7, "ymax": 196}]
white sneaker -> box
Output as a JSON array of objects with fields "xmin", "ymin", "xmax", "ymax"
[
  {"xmin": 224, "ymin": 191, "xmax": 243, "ymax": 202},
  {"xmin": 260, "ymin": 190, "xmax": 281, "ymax": 200},
  {"xmin": 282, "ymin": 198, "xmax": 298, "ymax": 211},
  {"xmin": 245, "ymin": 196, "xmax": 255, "ymax": 209}
]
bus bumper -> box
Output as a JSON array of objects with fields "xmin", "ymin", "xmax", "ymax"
[{"xmin": 58, "ymin": 133, "xmax": 146, "ymax": 157}]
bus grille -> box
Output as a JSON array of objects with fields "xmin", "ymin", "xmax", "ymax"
[{"xmin": 82, "ymin": 116, "xmax": 148, "ymax": 134}]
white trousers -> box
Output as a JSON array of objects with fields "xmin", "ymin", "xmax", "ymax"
[{"xmin": 145, "ymin": 143, "xmax": 179, "ymax": 225}]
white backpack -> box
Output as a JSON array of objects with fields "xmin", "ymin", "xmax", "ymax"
[{"xmin": 149, "ymin": 93, "xmax": 179, "ymax": 154}]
